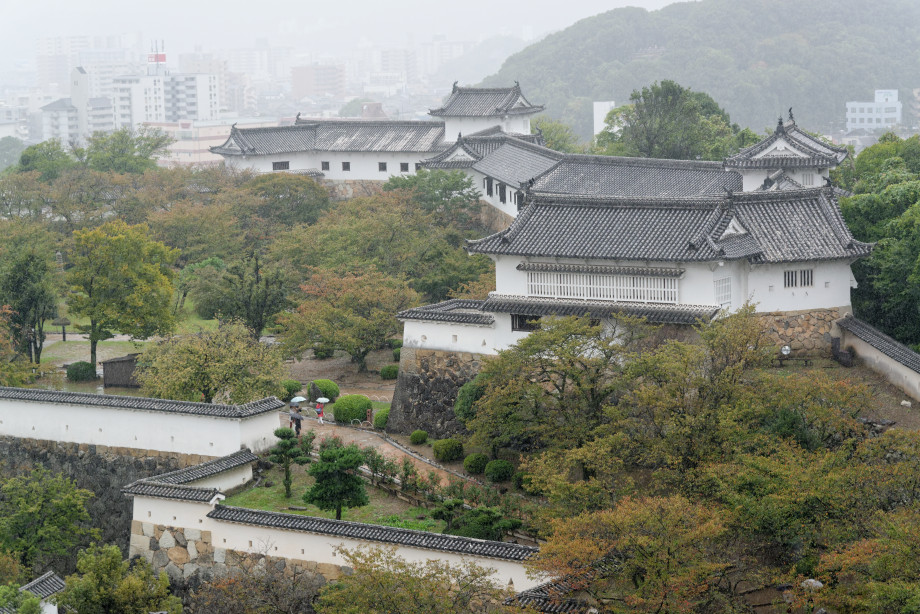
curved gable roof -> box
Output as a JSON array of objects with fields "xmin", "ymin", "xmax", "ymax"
[
  {"xmin": 429, "ymin": 82, "xmax": 544, "ymax": 118},
  {"xmin": 725, "ymin": 119, "xmax": 848, "ymax": 169}
]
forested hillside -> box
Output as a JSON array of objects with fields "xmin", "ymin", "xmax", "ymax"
[{"xmin": 485, "ymin": 0, "xmax": 920, "ymax": 139}]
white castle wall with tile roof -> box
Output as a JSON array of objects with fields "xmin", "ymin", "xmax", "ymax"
[
  {"xmin": 225, "ymin": 150, "xmax": 429, "ymax": 180},
  {"xmin": 747, "ymin": 260, "xmax": 857, "ymax": 313},
  {"xmin": 468, "ymin": 170, "xmax": 522, "ymax": 219},
  {"xmin": 444, "ymin": 116, "xmax": 531, "ymax": 143},
  {"xmin": 0, "ymin": 397, "xmax": 279, "ymax": 456},
  {"xmin": 130, "ymin": 495, "xmax": 541, "ymax": 591},
  {"xmin": 402, "ymin": 317, "xmax": 519, "ymax": 356},
  {"xmin": 739, "ymin": 166, "xmax": 831, "ymax": 192}
]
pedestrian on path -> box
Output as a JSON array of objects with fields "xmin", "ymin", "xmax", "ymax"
[
  {"xmin": 316, "ymin": 402, "xmax": 324, "ymax": 425},
  {"xmin": 289, "ymin": 403, "xmax": 303, "ymax": 436}
]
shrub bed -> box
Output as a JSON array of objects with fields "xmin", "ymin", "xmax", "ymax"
[
  {"xmin": 66, "ymin": 361, "xmax": 96, "ymax": 382},
  {"xmin": 310, "ymin": 379, "xmax": 340, "ymax": 401},
  {"xmin": 280, "ymin": 379, "xmax": 302, "ymax": 402},
  {"xmin": 484, "ymin": 459, "xmax": 515, "ymax": 483},
  {"xmin": 373, "ymin": 407, "xmax": 390, "ymax": 429},
  {"xmin": 463, "ymin": 453, "xmax": 489, "ymax": 475},
  {"xmin": 432, "ymin": 438, "xmax": 464, "ymax": 463},
  {"xmin": 331, "ymin": 394, "xmax": 372, "ymax": 423},
  {"xmin": 410, "ymin": 430, "xmax": 428, "ymax": 445},
  {"xmin": 380, "ymin": 364, "xmax": 399, "ymax": 380}
]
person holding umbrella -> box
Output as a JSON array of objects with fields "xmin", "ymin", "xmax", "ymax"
[
  {"xmin": 289, "ymin": 396, "xmax": 307, "ymax": 436},
  {"xmin": 315, "ymin": 397, "xmax": 329, "ymax": 425}
]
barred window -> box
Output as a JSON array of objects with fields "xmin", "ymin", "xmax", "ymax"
[
  {"xmin": 511, "ymin": 314, "xmax": 540, "ymax": 332},
  {"xmin": 342, "ymin": 161, "xmax": 351, "ymax": 171},
  {"xmin": 378, "ymin": 162, "xmax": 387, "ymax": 172},
  {"xmin": 272, "ymin": 161, "xmax": 289, "ymax": 171},
  {"xmin": 784, "ymin": 269, "xmax": 814, "ymax": 288},
  {"xmin": 321, "ymin": 161, "xmax": 330, "ymax": 171},
  {"xmin": 527, "ymin": 271, "xmax": 678, "ymax": 303},
  {"xmin": 400, "ymin": 162, "xmax": 409, "ymax": 172},
  {"xmin": 714, "ymin": 277, "xmax": 731, "ymax": 308}
]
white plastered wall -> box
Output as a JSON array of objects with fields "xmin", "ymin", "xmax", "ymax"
[
  {"xmin": 225, "ymin": 151, "xmax": 431, "ymax": 180},
  {"xmin": 132, "ymin": 496, "xmax": 541, "ymax": 591},
  {"xmin": 747, "ymin": 260, "xmax": 855, "ymax": 312},
  {"xmin": 402, "ymin": 320, "xmax": 497, "ymax": 354}
]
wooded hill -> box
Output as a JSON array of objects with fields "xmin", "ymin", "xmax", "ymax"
[{"xmin": 484, "ymin": 0, "xmax": 920, "ymax": 139}]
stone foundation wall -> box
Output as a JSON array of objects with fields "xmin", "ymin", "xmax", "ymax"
[
  {"xmin": 758, "ymin": 307, "xmax": 846, "ymax": 355},
  {"xmin": 0, "ymin": 437, "xmax": 209, "ymax": 571},
  {"xmin": 130, "ymin": 522, "xmax": 336, "ymax": 590},
  {"xmin": 320, "ymin": 179, "xmax": 384, "ymax": 201},
  {"xmin": 388, "ymin": 347, "xmax": 484, "ymax": 438}
]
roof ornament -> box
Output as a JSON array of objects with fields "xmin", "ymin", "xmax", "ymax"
[
  {"xmin": 775, "ymin": 117, "xmax": 785, "ymax": 134},
  {"xmin": 452, "ymin": 81, "xmax": 459, "ymax": 93},
  {"xmin": 788, "ymin": 107, "xmax": 795, "ymax": 123},
  {"xmin": 295, "ymin": 112, "xmax": 301, "ymax": 121},
  {"xmin": 824, "ymin": 176, "xmax": 834, "ymax": 188}
]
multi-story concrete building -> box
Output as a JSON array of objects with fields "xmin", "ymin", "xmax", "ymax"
[{"xmin": 846, "ymin": 90, "xmax": 902, "ymax": 132}]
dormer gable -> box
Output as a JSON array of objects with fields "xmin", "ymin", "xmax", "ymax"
[{"xmin": 719, "ymin": 216, "xmax": 748, "ymax": 240}]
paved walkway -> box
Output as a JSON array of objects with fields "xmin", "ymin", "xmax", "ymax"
[{"xmin": 278, "ymin": 412, "xmax": 458, "ymax": 486}]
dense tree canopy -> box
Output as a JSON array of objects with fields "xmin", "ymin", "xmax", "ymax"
[{"xmin": 303, "ymin": 441, "xmax": 368, "ymax": 520}]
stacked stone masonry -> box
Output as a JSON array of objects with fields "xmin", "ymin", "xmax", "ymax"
[
  {"xmin": 389, "ymin": 347, "xmax": 484, "ymax": 438},
  {"xmin": 130, "ymin": 522, "xmax": 337, "ymax": 588},
  {"xmin": 758, "ymin": 308, "xmax": 845, "ymax": 355}
]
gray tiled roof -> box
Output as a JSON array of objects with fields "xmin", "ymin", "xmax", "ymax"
[
  {"xmin": 0, "ymin": 387, "xmax": 284, "ymax": 418},
  {"xmin": 467, "ymin": 188, "xmax": 872, "ymax": 265},
  {"xmin": 756, "ymin": 169, "xmax": 805, "ymax": 191},
  {"xmin": 424, "ymin": 131, "xmax": 546, "ymax": 170},
  {"xmin": 207, "ymin": 505, "xmax": 538, "ymax": 561},
  {"xmin": 122, "ymin": 481, "xmax": 220, "ymax": 503},
  {"xmin": 482, "ymin": 294, "xmax": 720, "ymax": 325},
  {"xmin": 837, "ymin": 316, "xmax": 920, "ymax": 374},
  {"xmin": 149, "ymin": 449, "xmax": 258, "ymax": 485},
  {"xmin": 725, "ymin": 119, "xmax": 848, "ymax": 169},
  {"xmin": 531, "ymin": 154, "xmax": 742, "ymax": 198},
  {"xmin": 429, "ymin": 83, "xmax": 543, "ymax": 118},
  {"xmin": 211, "ymin": 120, "xmax": 445, "ymax": 156},
  {"xmin": 471, "ymin": 140, "xmax": 563, "ymax": 189},
  {"xmin": 397, "ymin": 299, "xmax": 495, "ymax": 326},
  {"xmin": 20, "ymin": 571, "xmax": 65, "ymax": 600},
  {"xmin": 517, "ymin": 262, "xmax": 684, "ymax": 277}
]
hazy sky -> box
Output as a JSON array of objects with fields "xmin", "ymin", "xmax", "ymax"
[{"xmin": 4, "ymin": 0, "xmax": 685, "ymax": 70}]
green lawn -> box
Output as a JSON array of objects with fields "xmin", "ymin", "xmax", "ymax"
[
  {"xmin": 223, "ymin": 463, "xmax": 444, "ymax": 531},
  {"xmin": 46, "ymin": 297, "xmax": 219, "ymax": 337},
  {"xmin": 40, "ymin": 340, "xmax": 147, "ymax": 366}
]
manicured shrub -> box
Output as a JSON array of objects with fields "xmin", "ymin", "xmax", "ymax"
[
  {"xmin": 331, "ymin": 394, "xmax": 372, "ymax": 423},
  {"xmin": 373, "ymin": 407, "xmax": 390, "ymax": 429},
  {"xmin": 432, "ymin": 438, "xmax": 464, "ymax": 463},
  {"xmin": 484, "ymin": 459, "xmax": 514, "ymax": 483},
  {"xmin": 66, "ymin": 361, "xmax": 96, "ymax": 382},
  {"xmin": 392, "ymin": 347, "xmax": 401, "ymax": 362},
  {"xmin": 309, "ymin": 379, "xmax": 340, "ymax": 402},
  {"xmin": 410, "ymin": 430, "xmax": 428, "ymax": 445},
  {"xmin": 463, "ymin": 453, "xmax": 489, "ymax": 475},
  {"xmin": 380, "ymin": 364, "xmax": 399, "ymax": 380},
  {"xmin": 388, "ymin": 339, "xmax": 403, "ymax": 350},
  {"xmin": 313, "ymin": 345, "xmax": 334, "ymax": 360},
  {"xmin": 280, "ymin": 379, "xmax": 302, "ymax": 402}
]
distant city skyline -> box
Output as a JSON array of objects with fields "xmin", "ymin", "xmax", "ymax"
[{"xmin": 2, "ymin": 0, "xmax": 685, "ymax": 74}]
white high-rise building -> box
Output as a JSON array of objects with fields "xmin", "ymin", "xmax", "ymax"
[{"xmin": 846, "ymin": 90, "xmax": 902, "ymax": 132}]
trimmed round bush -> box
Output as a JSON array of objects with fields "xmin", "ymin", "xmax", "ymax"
[
  {"xmin": 392, "ymin": 347, "xmax": 401, "ymax": 362},
  {"xmin": 432, "ymin": 438, "xmax": 464, "ymax": 463},
  {"xmin": 484, "ymin": 459, "xmax": 515, "ymax": 483},
  {"xmin": 373, "ymin": 407, "xmax": 390, "ymax": 429},
  {"xmin": 410, "ymin": 430, "xmax": 428, "ymax": 445},
  {"xmin": 463, "ymin": 453, "xmax": 489, "ymax": 475},
  {"xmin": 331, "ymin": 394, "xmax": 371, "ymax": 423},
  {"xmin": 309, "ymin": 379, "xmax": 340, "ymax": 402},
  {"xmin": 388, "ymin": 339, "xmax": 403, "ymax": 350},
  {"xmin": 380, "ymin": 364, "xmax": 399, "ymax": 380},
  {"xmin": 280, "ymin": 379, "xmax": 302, "ymax": 402},
  {"xmin": 312, "ymin": 345, "xmax": 334, "ymax": 360},
  {"xmin": 66, "ymin": 361, "xmax": 96, "ymax": 382}
]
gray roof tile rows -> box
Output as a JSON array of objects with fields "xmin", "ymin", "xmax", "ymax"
[
  {"xmin": 122, "ymin": 449, "xmax": 258, "ymax": 503},
  {"xmin": 531, "ymin": 155, "xmax": 742, "ymax": 199},
  {"xmin": 0, "ymin": 387, "xmax": 285, "ymax": 418},
  {"xmin": 0, "ymin": 571, "xmax": 66, "ymax": 612},
  {"xmin": 482, "ymin": 294, "xmax": 720, "ymax": 325},
  {"xmin": 207, "ymin": 505, "xmax": 538, "ymax": 561},
  {"xmin": 429, "ymin": 83, "xmax": 543, "ymax": 118},
  {"xmin": 725, "ymin": 119, "xmax": 848, "ymax": 169},
  {"xmin": 837, "ymin": 316, "xmax": 920, "ymax": 374},
  {"xmin": 471, "ymin": 140, "xmax": 563, "ymax": 189},
  {"xmin": 517, "ymin": 262, "xmax": 684, "ymax": 278},
  {"xmin": 397, "ymin": 299, "xmax": 495, "ymax": 325},
  {"xmin": 211, "ymin": 120, "xmax": 446, "ymax": 156},
  {"xmin": 467, "ymin": 188, "xmax": 872, "ymax": 265},
  {"xmin": 424, "ymin": 131, "xmax": 545, "ymax": 170}
]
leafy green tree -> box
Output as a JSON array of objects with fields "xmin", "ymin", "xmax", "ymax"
[
  {"xmin": 77, "ymin": 126, "xmax": 172, "ymax": 174},
  {"xmin": 0, "ymin": 247, "xmax": 58, "ymax": 363},
  {"xmin": 447, "ymin": 507, "xmax": 521, "ymax": 541},
  {"xmin": 314, "ymin": 545, "xmax": 518, "ymax": 614},
  {"xmin": 0, "ymin": 307, "xmax": 37, "ymax": 387},
  {"xmin": 16, "ymin": 140, "xmax": 75, "ymax": 182},
  {"xmin": 531, "ymin": 116, "xmax": 582, "ymax": 152},
  {"xmin": 54, "ymin": 544, "xmax": 182, "ymax": 614},
  {"xmin": 595, "ymin": 80, "xmax": 753, "ymax": 161},
  {"xmin": 0, "ymin": 586, "xmax": 41, "ymax": 614},
  {"xmin": 0, "ymin": 173, "xmax": 47, "ymax": 221},
  {"xmin": 241, "ymin": 172, "xmax": 331, "ymax": 228},
  {"xmin": 268, "ymin": 427, "xmax": 314, "ymax": 498},
  {"xmin": 304, "ymin": 442, "xmax": 368, "ymax": 520},
  {"xmin": 147, "ymin": 200, "xmax": 245, "ymax": 268},
  {"xmin": 0, "ymin": 467, "xmax": 98, "ymax": 571},
  {"xmin": 189, "ymin": 253, "xmax": 291, "ymax": 337},
  {"xmin": 0, "ymin": 137, "xmax": 26, "ymax": 173},
  {"xmin": 67, "ymin": 220, "xmax": 177, "ymax": 367},
  {"xmin": 136, "ymin": 319, "xmax": 286, "ymax": 404},
  {"xmin": 383, "ymin": 169, "xmax": 482, "ymax": 229},
  {"xmin": 279, "ymin": 269, "xmax": 420, "ymax": 370}
]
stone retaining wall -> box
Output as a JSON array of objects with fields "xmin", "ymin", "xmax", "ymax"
[
  {"xmin": 389, "ymin": 346, "xmax": 484, "ymax": 438},
  {"xmin": 758, "ymin": 307, "xmax": 846, "ymax": 355},
  {"xmin": 130, "ymin": 522, "xmax": 339, "ymax": 590},
  {"xmin": 320, "ymin": 179, "xmax": 384, "ymax": 201},
  {"xmin": 0, "ymin": 437, "xmax": 210, "ymax": 571}
]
